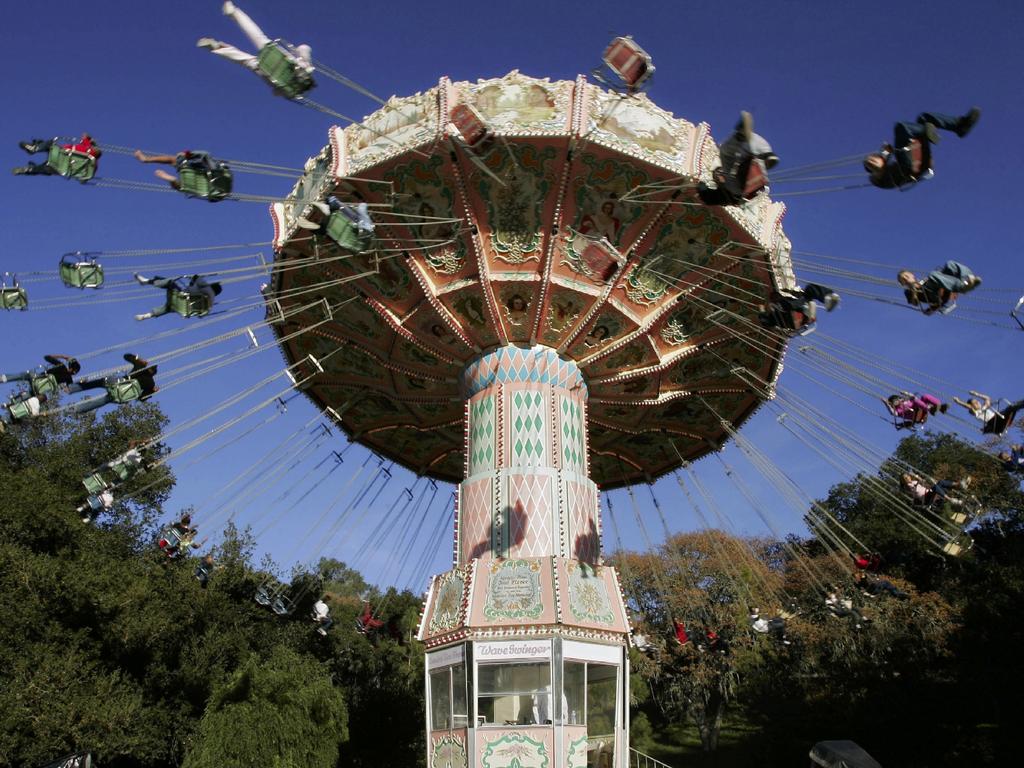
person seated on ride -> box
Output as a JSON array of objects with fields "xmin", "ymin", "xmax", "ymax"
[
  {"xmin": 998, "ymin": 444, "xmax": 1024, "ymax": 472},
  {"xmin": 133, "ymin": 274, "xmax": 223, "ymax": 321},
  {"xmin": 12, "ymin": 134, "xmax": 102, "ymax": 178},
  {"xmin": 824, "ymin": 591, "xmax": 871, "ymax": 627},
  {"xmin": 195, "ymin": 554, "xmax": 216, "ymax": 588},
  {"xmin": 312, "ymin": 595, "xmax": 333, "ymax": 636},
  {"xmin": 295, "ymin": 196, "xmax": 375, "ymax": 248},
  {"xmin": 160, "ymin": 517, "xmax": 200, "ymax": 559},
  {"xmin": 897, "ymin": 261, "xmax": 982, "ymax": 315},
  {"xmin": 0, "ymin": 392, "xmax": 48, "ymax": 432},
  {"xmin": 853, "ymin": 571, "xmax": 909, "ymax": 600},
  {"xmin": 900, "ymin": 472, "xmax": 971, "ymax": 509},
  {"xmin": 133, "ymin": 149, "xmax": 232, "ymax": 199},
  {"xmin": 672, "ymin": 618, "xmax": 689, "ymax": 646},
  {"xmin": 757, "ymin": 283, "xmax": 839, "ymax": 333},
  {"xmin": 748, "ymin": 609, "xmax": 770, "ymax": 634},
  {"xmin": 852, "ymin": 552, "xmax": 883, "ymax": 572},
  {"xmin": 882, "ymin": 392, "xmax": 947, "ymax": 429},
  {"xmin": 954, "ymin": 391, "xmax": 1024, "ymax": 435},
  {"xmin": 197, "ymin": 2, "xmax": 314, "ymax": 99},
  {"xmin": 355, "ymin": 600, "xmax": 383, "ymax": 634},
  {"xmin": 77, "ymin": 488, "xmax": 115, "ymax": 524},
  {"xmin": 71, "ymin": 354, "xmax": 158, "ymax": 414},
  {"xmin": 631, "ymin": 630, "xmax": 653, "ymax": 654},
  {"xmin": 697, "ymin": 111, "xmax": 779, "ymax": 206},
  {"xmin": 864, "ymin": 108, "xmax": 980, "ymax": 189},
  {"xmin": 699, "ymin": 629, "xmax": 728, "ymax": 654},
  {"xmin": 1, "ymin": 354, "xmax": 81, "ymax": 390}
]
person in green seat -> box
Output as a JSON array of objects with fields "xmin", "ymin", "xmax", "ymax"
[
  {"xmin": 132, "ymin": 149, "xmax": 230, "ymax": 194},
  {"xmin": 11, "ymin": 134, "xmax": 102, "ymax": 177},
  {"xmin": 70, "ymin": 354, "xmax": 158, "ymax": 414},
  {"xmin": 133, "ymin": 273, "xmax": 223, "ymax": 321},
  {"xmin": 0, "ymin": 393, "xmax": 48, "ymax": 432},
  {"xmin": 197, "ymin": 2, "xmax": 313, "ymax": 97},
  {"xmin": 1, "ymin": 354, "xmax": 81, "ymax": 389}
]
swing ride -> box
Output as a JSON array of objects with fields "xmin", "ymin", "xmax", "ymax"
[{"xmin": 4, "ymin": 8, "xmax": 1022, "ymax": 767}]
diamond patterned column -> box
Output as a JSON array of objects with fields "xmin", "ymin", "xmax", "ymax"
[{"xmin": 459, "ymin": 346, "xmax": 597, "ymax": 564}]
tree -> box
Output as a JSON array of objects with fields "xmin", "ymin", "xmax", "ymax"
[{"xmin": 183, "ymin": 645, "xmax": 348, "ymax": 768}]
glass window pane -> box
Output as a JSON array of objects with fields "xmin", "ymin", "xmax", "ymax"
[
  {"xmin": 477, "ymin": 662, "xmax": 551, "ymax": 726},
  {"xmin": 452, "ymin": 662, "xmax": 468, "ymax": 728},
  {"xmin": 429, "ymin": 668, "xmax": 451, "ymax": 731},
  {"xmin": 564, "ymin": 661, "xmax": 585, "ymax": 725},
  {"xmin": 586, "ymin": 664, "xmax": 617, "ymax": 737}
]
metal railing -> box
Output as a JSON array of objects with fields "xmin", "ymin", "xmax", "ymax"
[{"xmin": 629, "ymin": 747, "xmax": 676, "ymax": 768}]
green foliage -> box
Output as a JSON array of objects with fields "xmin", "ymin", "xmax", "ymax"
[
  {"xmin": 0, "ymin": 403, "xmax": 427, "ymax": 768},
  {"xmin": 183, "ymin": 646, "xmax": 347, "ymax": 768}
]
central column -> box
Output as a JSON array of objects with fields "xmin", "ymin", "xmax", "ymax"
[
  {"xmin": 419, "ymin": 345, "xmax": 631, "ymax": 768},
  {"xmin": 457, "ymin": 346, "xmax": 599, "ymax": 565}
]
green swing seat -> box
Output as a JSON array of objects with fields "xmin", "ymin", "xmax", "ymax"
[
  {"xmin": 177, "ymin": 154, "xmax": 233, "ymax": 202},
  {"xmin": 46, "ymin": 144, "xmax": 97, "ymax": 182},
  {"xmin": 7, "ymin": 398, "xmax": 37, "ymax": 421},
  {"xmin": 105, "ymin": 378, "xmax": 143, "ymax": 404},
  {"xmin": 325, "ymin": 211, "xmax": 373, "ymax": 253},
  {"xmin": 59, "ymin": 256, "xmax": 104, "ymax": 289},
  {"xmin": 169, "ymin": 290, "xmax": 212, "ymax": 318},
  {"xmin": 29, "ymin": 373, "xmax": 59, "ymax": 397},
  {"xmin": 108, "ymin": 456, "xmax": 137, "ymax": 482},
  {"xmin": 82, "ymin": 472, "xmax": 111, "ymax": 496},
  {"xmin": 256, "ymin": 41, "xmax": 315, "ymax": 99},
  {"xmin": 1, "ymin": 285, "xmax": 28, "ymax": 310}
]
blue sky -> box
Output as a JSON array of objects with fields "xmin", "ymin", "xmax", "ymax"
[{"xmin": 2, "ymin": 0, "xmax": 1021, "ymax": 589}]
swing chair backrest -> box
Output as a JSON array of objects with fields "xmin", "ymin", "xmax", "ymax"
[
  {"xmin": 0, "ymin": 285, "xmax": 28, "ymax": 310},
  {"xmin": 59, "ymin": 258, "xmax": 104, "ymax": 289},
  {"xmin": 256, "ymin": 41, "xmax": 315, "ymax": 99},
  {"xmin": 578, "ymin": 236, "xmax": 623, "ymax": 283},
  {"xmin": 46, "ymin": 144, "xmax": 97, "ymax": 182},
  {"xmin": 602, "ymin": 36, "xmax": 654, "ymax": 91},
  {"xmin": 8, "ymin": 398, "xmax": 36, "ymax": 421},
  {"xmin": 742, "ymin": 160, "xmax": 768, "ymax": 199},
  {"xmin": 254, "ymin": 582, "xmax": 279, "ymax": 606},
  {"xmin": 325, "ymin": 211, "xmax": 373, "ymax": 253},
  {"xmin": 82, "ymin": 472, "xmax": 111, "ymax": 496},
  {"xmin": 450, "ymin": 103, "xmax": 491, "ymax": 149},
  {"xmin": 108, "ymin": 455, "xmax": 141, "ymax": 482},
  {"xmin": 105, "ymin": 377, "xmax": 144, "ymax": 404},
  {"xmin": 30, "ymin": 373, "xmax": 59, "ymax": 397},
  {"xmin": 177, "ymin": 159, "xmax": 233, "ymax": 202},
  {"xmin": 272, "ymin": 593, "xmax": 296, "ymax": 616},
  {"xmin": 169, "ymin": 290, "xmax": 212, "ymax": 318},
  {"xmin": 159, "ymin": 526, "xmax": 184, "ymax": 550}
]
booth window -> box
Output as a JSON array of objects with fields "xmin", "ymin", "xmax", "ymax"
[
  {"xmin": 562, "ymin": 661, "xmax": 617, "ymax": 732},
  {"xmin": 477, "ymin": 662, "xmax": 551, "ymax": 726},
  {"xmin": 429, "ymin": 661, "xmax": 468, "ymax": 731}
]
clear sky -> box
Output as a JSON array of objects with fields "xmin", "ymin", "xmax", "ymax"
[{"xmin": 2, "ymin": 0, "xmax": 1022, "ymax": 591}]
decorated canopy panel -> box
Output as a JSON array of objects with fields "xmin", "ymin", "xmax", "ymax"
[{"xmin": 269, "ymin": 71, "xmax": 793, "ymax": 488}]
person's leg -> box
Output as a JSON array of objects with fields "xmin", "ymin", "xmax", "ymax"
[
  {"xmin": 70, "ymin": 393, "xmax": 113, "ymax": 414},
  {"xmin": 19, "ymin": 139, "xmax": 53, "ymax": 154},
  {"xmin": 917, "ymin": 112, "xmax": 972, "ymax": 135},
  {"xmin": 801, "ymin": 284, "xmax": 836, "ymax": 303},
  {"xmin": 0, "ymin": 371, "xmax": 32, "ymax": 383},
  {"xmin": 224, "ymin": 2, "xmax": 271, "ymax": 50},
  {"xmin": 75, "ymin": 376, "xmax": 107, "ymax": 392},
  {"xmin": 14, "ymin": 162, "xmax": 58, "ymax": 175},
  {"xmin": 206, "ymin": 42, "xmax": 260, "ymax": 71}
]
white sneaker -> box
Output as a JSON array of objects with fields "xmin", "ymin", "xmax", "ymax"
[
  {"xmin": 134, "ymin": 273, "xmax": 150, "ymax": 284},
  {"xmin": 824, "ymin": 293, "xmax": 840, "ymax": 312},
  {"xmin": 135, "ymin": 313, "xmax": 152, "ymax": 321},
  {"xmin": 222, "ymin": 1, "xmax": 236, "ymax": 15},
  {"xmin": 295, "ymin": 217, "xmax": 320, "ymax": 230},
  {"xmin": 196, "ymin": 38, "xmax": 220, "ymax": 50},
  {"xmin": 310, "ymin": 201, "xmax": 331, "ymax": 216}
]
